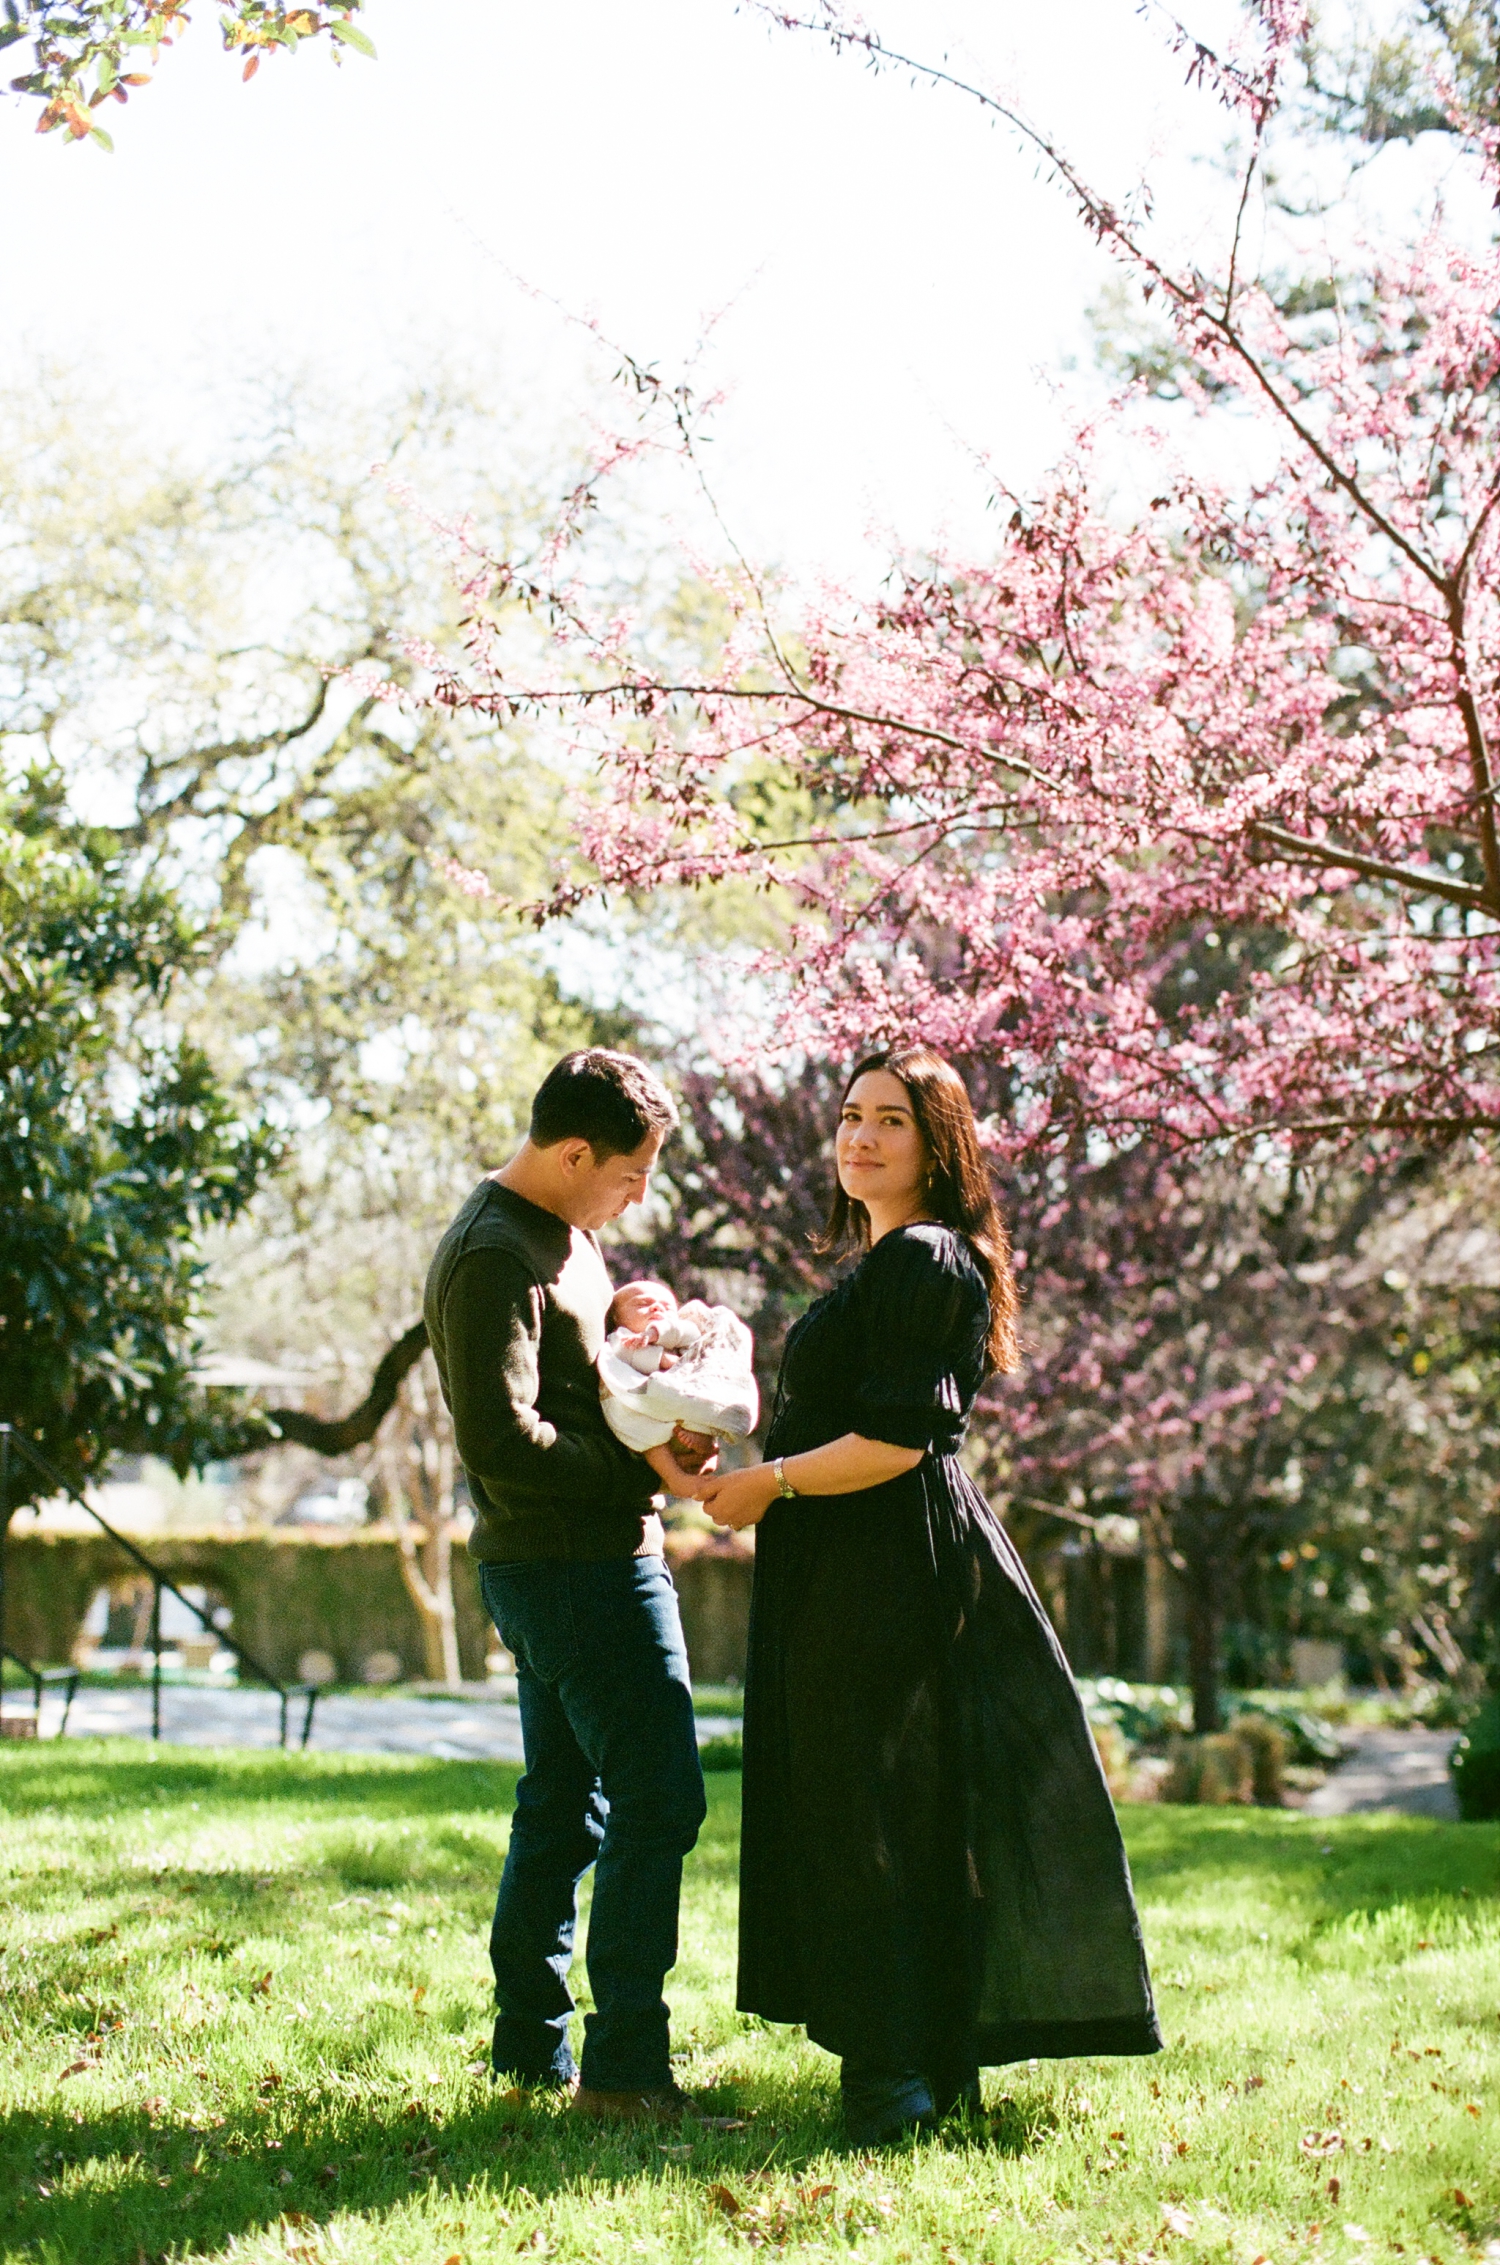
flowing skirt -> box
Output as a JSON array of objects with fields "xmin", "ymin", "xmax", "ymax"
[{"xmin": 737, "ymin": 1455, "xmax": 1162, "ymax": 2068}]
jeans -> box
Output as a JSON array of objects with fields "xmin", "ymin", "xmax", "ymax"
[{"xmin": 479, "ymin": 1554, "xmax": 707, "ymax": 2093}]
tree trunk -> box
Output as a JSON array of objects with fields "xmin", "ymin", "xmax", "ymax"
[
  {"xmin": 393, "ymin": 1516, "xmax": 461, "ymax": 1685},
  {"xmin": 1144, "ymin": 1529, "xmax": 1173, "ymax": 1684},
  {"xmin": 1185, "ymin": 1573, "xmax": 1222, "ymax": 1734},
  {"xmin": 378, "ymin": 1360, "xmax": 463, "ymax": 1688}
]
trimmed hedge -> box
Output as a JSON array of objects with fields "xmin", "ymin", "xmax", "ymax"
[{"xmin": 1, "ymin": 1524, "xmax": 753, "ymax": 1688}]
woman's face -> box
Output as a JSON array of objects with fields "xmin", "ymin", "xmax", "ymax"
[{"xmin": 836, "ymin": 1069, "xmax": 930, "ymax": 1216}]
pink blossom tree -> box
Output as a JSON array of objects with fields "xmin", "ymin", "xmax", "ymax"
[
  {"xmin": 394, "ymin": 3, "xmax": 1500, "ymax": 1724},
  {"xmin": 425, "ymin": 0, "xmax": 1500, "ymax": 1161}
]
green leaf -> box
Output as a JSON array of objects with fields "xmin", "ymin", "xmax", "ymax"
[
  {"xmin": 0, "ymin": 22, "xmax": 24, "ymax": 49},
  {"xmin": 329, "ymin": 17, "xmax": 375, "ymax": 55},
  {"xmin": 96, "ymin": 52, "xmax": 116, "ymax": 93},
  {"xmin": 88, "ymin": 122, "xmax": 115, "ymax": 151}
]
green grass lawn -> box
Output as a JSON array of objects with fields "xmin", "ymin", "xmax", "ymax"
[{"xmin": 0, "ymin": 1744, "xmax": 1495, "ymax": 2265}]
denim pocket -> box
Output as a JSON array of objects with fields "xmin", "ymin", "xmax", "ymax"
[{"xmin": 480, "ymin": 1562, "xmax": 578, "ymax": 1682}]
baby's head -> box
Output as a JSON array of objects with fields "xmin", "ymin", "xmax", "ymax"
[{"xmin": 609, "ymin": 1279, "xmax": 678, "ymax": 1334}]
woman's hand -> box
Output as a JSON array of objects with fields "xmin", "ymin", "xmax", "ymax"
[
  {"xmin": 699, "ymin": 1461, "xmax": 779, "ymax": 1531},
  {"xmin": 644, "ymin": 1440, "xmax": 718, "ymax": 1500}
]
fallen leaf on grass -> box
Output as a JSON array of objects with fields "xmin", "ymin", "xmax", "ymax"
[
  {"xmin": 695, "ymin": 2114, "xmax": 749, "ymax": 2130},
  {"xmin": 658, "ymin": 2142, "xmax": 692, "ymax": 2160},
  {"xmin": 1160, "ymin": 2206, "xmax": 1194, "ymax": 2238},
  {"xmin": 706, "ymin": 2184, "xmax": 740, "ymax": 2216},
  {"xmin": 798, "ymin": 2183, "xmax": 834, "ymax": 2206},
  {"xmin": 252, "ymin": 1972, "xmax": 273, "ymax": 1996},
  {"xmin": 1327, "ymin": 2178, "xmax": 1341, "ymax": 2203},
  {"xmin": 1465, "ymin": 2103, "xmax": 1482, "ymax": 2117},
  {"xmin": 1345, "ymin": 2226, "xmax": 1372, "ymax": 2245},
  {"xmin": 57, "ymin": 2059, "xmax": 98, "ymax": 2080},
  {"xmin": 1301, "ymin": 2130, "xmax": 1345, "ymax": 2157},
  {"xmin": 1455, "ymin": 2191, "xmax": 1472, "ymax": 2210},
  {"xmin": 278, "ymin": 2168, "xmax": 293, "ymax": 2186},
  {"xmin": 443, "ymin": 2255, "xmax": 463, "ymax": 2264}
]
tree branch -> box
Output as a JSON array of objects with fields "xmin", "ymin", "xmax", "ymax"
[
  {"xmin": 1248, "ymin": 821, "xmax": 1496, "ymax": 914},
  {"xmin": 262, "ymin": 1319, "xmax": 429, "ymax": 1454}
]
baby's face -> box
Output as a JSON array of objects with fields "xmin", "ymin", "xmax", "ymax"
[{"xmin": 612, "ymin": 1280, "xmax": 677, "ymax": 1333}]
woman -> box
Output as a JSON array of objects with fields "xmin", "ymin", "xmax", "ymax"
[{"xmin": 699, "ymin": 1047, "xmax": 1161, "ymax": 2144}]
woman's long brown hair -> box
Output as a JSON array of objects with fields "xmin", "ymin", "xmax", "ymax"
[{"xmin": 816, "ymin": 1045, "xmax": 1021, "ymax": 1375}]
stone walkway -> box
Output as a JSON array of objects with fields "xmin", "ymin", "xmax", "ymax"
[
  {"xmin": 30, "ymin": 1683, "xmax": 741, "ymax": 1762},
  {"xmin": 21, "ymin": 1690, "xmax": 1460, "ymax": 1819},
  {"xmin": 1303, "ymin": 1726, "xmax": 1459, "ymax": 1820}
]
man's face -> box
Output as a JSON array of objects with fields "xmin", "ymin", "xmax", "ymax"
[{"xmin": 559, "ymin": 1130, "xmax": 665, "ymax": 1230}]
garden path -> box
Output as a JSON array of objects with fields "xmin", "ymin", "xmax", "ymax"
[
  {"xmin": 30, "ymin": 1683, "xmax": 742, "ymax": 1761},
  {"xmin": 1303, "ymin": 1726, "xmax": 1459, "ymax": 1820},
  {"xmin": 23, "ymin": 1689, "xmax": 1460, "ymax": 1818}
]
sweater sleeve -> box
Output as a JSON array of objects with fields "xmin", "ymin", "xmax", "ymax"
[
  {"xmin": 847, "ymin": 1229, "xmax": 988, "ymax": 1455},
  {"xmin": 441, "ymin": 1248, "xmax": 653, "ymax": 1510}
]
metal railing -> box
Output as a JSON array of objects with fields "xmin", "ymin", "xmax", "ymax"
[{"xmin": 0, "ymin": 1425, "xmax": 318, "ymax": 1750}]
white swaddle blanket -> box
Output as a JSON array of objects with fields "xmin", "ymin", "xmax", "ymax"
[{"xmin": 597, "ymin": 1300, "xmax": 759, "ymax": 1452}]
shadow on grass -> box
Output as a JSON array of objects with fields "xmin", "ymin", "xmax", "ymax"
[
  {"xmin": 1121, "ymin": 1804, "xmax": 1500, "ymax": 1919},
  {"xmin": 4, "ymin": 2064, "xmax": 1030, "ymax": 2263},
  {"xmin": 0, "ymin": 1740, "xmax": 524, "ymax": 1822}
]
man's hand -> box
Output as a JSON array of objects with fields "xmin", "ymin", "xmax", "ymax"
[
  {"xmin": 699, "ymin": 1462, "xmax": 778, "ymax": 1531},
  {"xmin": 644, "ymin": 1439, "xmax": 718, "ymax": 1499}
]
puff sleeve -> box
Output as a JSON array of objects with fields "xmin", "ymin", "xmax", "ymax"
[{"xmin": 847, "ymin": 1226, "xmax": 989, "ymax": 1455}]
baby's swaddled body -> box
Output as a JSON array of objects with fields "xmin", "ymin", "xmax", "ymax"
[{"xmin": 598, "ymin": 1280, "xmax": 758, "ymax": 1462}]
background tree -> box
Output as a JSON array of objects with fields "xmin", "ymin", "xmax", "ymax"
[
  {"xmin": 1, "ymin": 360, "xmax": 672, "ymax": 1680},
  {"xmin": 0, "ymin": 768, "xmax": 274, "ymax": 1510}
]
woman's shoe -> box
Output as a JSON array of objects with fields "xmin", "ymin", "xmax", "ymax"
[
  {"xmin": 928, "ymin": 2063, "xmax": 982, "ymax": 2120},
  {"xmin": 840, "ymin": 2066, "xmax": 937, "ymax": 2145}
]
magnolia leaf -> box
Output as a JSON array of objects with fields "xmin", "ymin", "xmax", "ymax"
[
  {"xmin": 329, "ymin": 17, "xmax": 375, "ymax": 55},
  {"xmin": 87, "ymin": 120, "xmax": 114, "ymax": 148}
]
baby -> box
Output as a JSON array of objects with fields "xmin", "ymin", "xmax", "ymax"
[{"xmin": 599, "ymin": 1279, "xmax": 759, "ymax": 1477}]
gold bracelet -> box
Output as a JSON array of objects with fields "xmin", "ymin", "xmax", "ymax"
[{"xmin": 773, "ymin": 1456, "xmax": 798, "ymax": 1500}]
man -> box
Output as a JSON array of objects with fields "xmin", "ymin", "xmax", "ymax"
[{"xmin": 424, "ymin": 1048, "xmax": 708, "ymax": 2120}]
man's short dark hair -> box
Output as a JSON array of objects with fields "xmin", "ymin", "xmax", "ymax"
[{"xmin": 529, "ymin": 1049, "xmax": 678, "ymax": 1158}]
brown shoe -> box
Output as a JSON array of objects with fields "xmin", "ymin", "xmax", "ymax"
[{"xmin": 569, "ymin": 2083, "xmax": 698, "ymax": 2123}]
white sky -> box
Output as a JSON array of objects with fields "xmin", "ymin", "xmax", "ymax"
[{"xmin": 1, "ymin": 0, "xmax": 1258, "ymax": 580}]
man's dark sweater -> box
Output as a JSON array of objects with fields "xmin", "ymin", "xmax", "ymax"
[{"xmin": 424, "ymin": 1178, "xmax": 661, "ymax": 1564}]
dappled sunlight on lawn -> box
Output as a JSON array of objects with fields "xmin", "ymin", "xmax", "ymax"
[{"xmin": 0, "ymin": 1744, "xmax": 1494, "ymax": 2265}]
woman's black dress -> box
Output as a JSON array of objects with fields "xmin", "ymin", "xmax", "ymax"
[{"xmin": 738, "ymin": 1223, "xmax": 1161, "ymax": 2073}]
